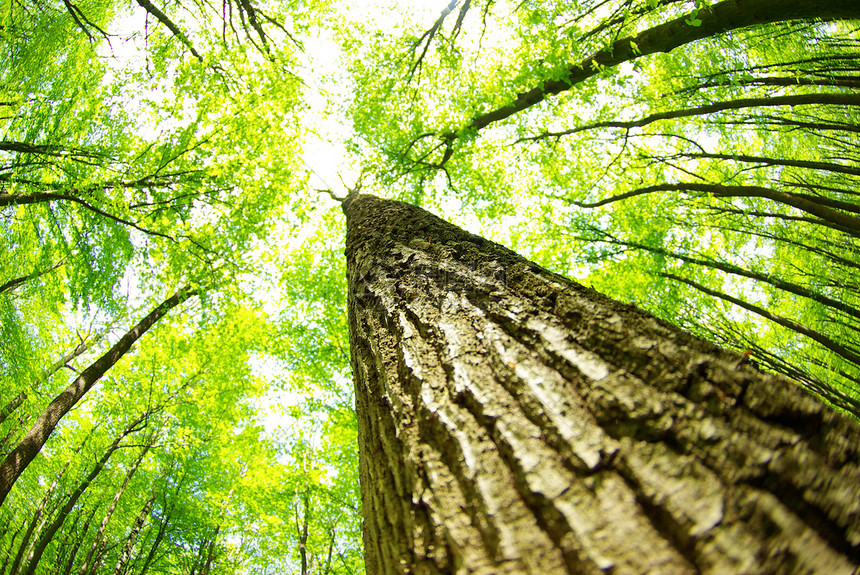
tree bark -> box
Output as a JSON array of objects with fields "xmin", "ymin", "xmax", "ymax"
[
  {"xmin": 344, "ymin": 194, "xmax": 860, "ymax": 574},
  {"xmin": 0, "ymin": 286, "xmax": 197, "ymax": 507},
  {"xmin": 113, "ymin": 494, "xmax": 156, "ymax": 575},
  {"xmin": 0, "ymin": 329, "xmax": 105, "ymax": 434}
]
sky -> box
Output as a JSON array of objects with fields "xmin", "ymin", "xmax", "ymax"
[{"xmin": 299, "ymin": 0, "xmax": 449, "ymax": 198}]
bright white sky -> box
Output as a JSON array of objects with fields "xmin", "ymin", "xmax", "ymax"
[
  {"xmin": 299, "ymin": 0, "xmax": 449, "ymax": 197},
  {"xmin": 252, "ymin": 0, "xmax": 454, "ymax": 439}
]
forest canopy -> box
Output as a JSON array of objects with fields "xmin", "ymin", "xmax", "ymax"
[{"xmin": 1, "ymin": 0, "xmax": 858, "ymax": 572}]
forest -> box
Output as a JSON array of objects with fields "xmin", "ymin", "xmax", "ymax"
[{"xmin": 1, "ymin": 0, "xmax": 859, "ymax": 572}]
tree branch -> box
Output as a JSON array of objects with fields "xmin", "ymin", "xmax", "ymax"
[
  {"xmin": 459, "ymin": 0, "xmax": 860, "ymax": 138},
  {"xmin": 0, "ymin": 191, "xmax": 177, "ymax": 240},
  {"xmin": 520, "ymin": 93, "xmax": 860, "ymax": 141},
  {"xmin": 569, "ymin": 182, "xmax": 860, "ymax": 236},
  {"xmin": 136, "ymin": 0, "xmax": 204, "ymax": 61},
  {"xmin": 663, "ymin": 272, "xmax": 860, "ymax": 367}
]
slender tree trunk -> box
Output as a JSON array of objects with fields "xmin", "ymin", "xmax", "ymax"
[
  {"xmin": 7, "ymin": 453, "xmax": 75, "ymax": 575},
  {"xmin": 200, "ymin": 526, "xmax": 219, "ymax": 575},
  {"xmin": 60, "ymin": 505, "xmax": 100, "ymax": 575},
  {"xmin": 189, "ymin": 528, "xmax": 217, "ymax": 575},
  {"xmin": 137, "ymin": 507, "xmax": 171, "ymax": 575},
  {"xmin": 0, "ymin": 286, "xmax": 197, "ymax": 506},
  {"xmin": 47, "ymin": 509, "xmax": 84, "ymax": 575},
  {"xmin": 113, "ymin": 494, "xmax": 155, "ymax": 575},
  {"xmin": 296, "ymin": 478, "xmax": 311, "ymax": 575},
  {"xmin": 78, "ymin": 443, "xmax": 152, "ymax": 575},
  {"xmin": 22, "ymin": 414, "xmax": 147, "ymax": 575},
  {"xmin": 0, "ymin": 416, "xmax": 24, "ymax": 456},
  {"xmin": 0, "ymin": 519, "xmax": 27, "ymax": 575},
  {"xmin": 322, "ymin": 525, "xmax": 335, "ymax": 575},
  {"xmin": 344, "ymin": 194, "xmax": 860, "ymax": 574},
  {"xmin": 0, "ymin": 393, "xmax": 27, "ymax": 429}
]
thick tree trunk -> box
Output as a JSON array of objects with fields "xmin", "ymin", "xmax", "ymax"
[{"xmin": 344, "ymin": 194, "xmax": 860, "ymax": 574}]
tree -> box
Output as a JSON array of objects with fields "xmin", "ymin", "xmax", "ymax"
[
  {"xmin": 345, "ymin": 193, "xmax": 860, "ymax": 573},
  {"xmin": 0, "ymin": 286, "xmax": 197, "ymax": 507},
  {"xmin": 346, "ymin": 0, "xmax": 860, "ymax": 414},
  {"xmin": 3, "ymin": 0, "xmax": 860, "ymax": 572}
]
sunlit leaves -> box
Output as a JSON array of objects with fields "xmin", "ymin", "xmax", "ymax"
[{"xmin": 343, "ymin": 0, "xmax": 860, "ymax": 413}]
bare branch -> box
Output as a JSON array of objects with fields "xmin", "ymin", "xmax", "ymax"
[
  {"xmin": 61, "ymin": 0, "xmax": 110, "ymax": 44},
  {"xmin": 663, "ymin": 272, "xmax": 860, "ymax": 367}
]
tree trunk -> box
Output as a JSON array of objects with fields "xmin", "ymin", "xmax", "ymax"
[
  {"xmin": 7, "ymin": 453, "xmax": 75, "ymax": 575},
  {"xmin": 0, "ymin": 393, "xmax": 27, "ymax": 429},
  {"xmin": 0, "ymin": 286, "xmax": 197, "ymax": 507},
  {"xmin": 1, "ymin": 330, "xmax": 106, "ymax": 453},
  {"xmin": 344, "ymin": 194, "xmax": 860, "ymax": 574},
  {"xmin": 137, "ymin": 505, "xmax": 171, "ymax": 575},
  {"xmin": 59, "ymin": 505, "xmax": 100, "ymax": 575},
  {"xmin": 200, "ymin": 526, "xmax": 220, "ymax": 575},
  {"xmin": 78, "ymin": 443, "xmax": 152, "ymax": 575},
  {"xmin": 0, "ymin": 519, "xmax": 27, "ymax": 575},
  {"xmin": 22, "ymin": 414, "xmax": 147, "ymax": 575},
  {"xmin": 113, "ymin": 494, "xmax": 155, "ymax": 575}
]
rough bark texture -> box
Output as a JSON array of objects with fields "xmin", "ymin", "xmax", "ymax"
[{"xmin": 344, "ymin": 194, "xmax": 860, "ymax": 574}]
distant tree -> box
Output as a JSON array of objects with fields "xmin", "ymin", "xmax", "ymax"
[{"xmin": 0, "ymin": 287, "xmax": 196, "ymax": 506}]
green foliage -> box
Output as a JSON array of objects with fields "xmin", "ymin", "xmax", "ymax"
[
  {"xmin": 2, "ymin": 1, "xmax": 859, "ymax": 573},
  {"xmin": 0, "ymin": 0, "xmax": 360, "ymax": 572},
  {"xmin": 340, "ymin": 1, "xmax": 860, "ymax": 415}
]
